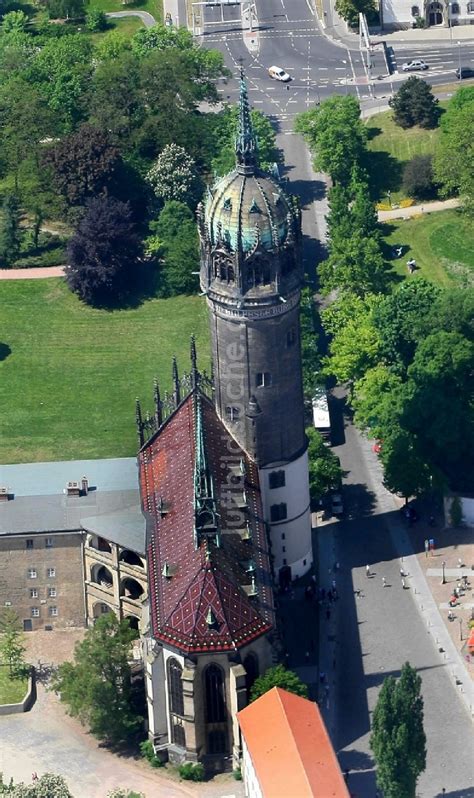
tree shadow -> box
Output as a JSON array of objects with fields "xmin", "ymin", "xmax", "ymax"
[
  {"xmin": 82, "ymin": 261, "xmax": 162, "ymax": 312},
  {"xmin": 433, "ymin": 790, "xmax": 474, "ymax": 798},
  {"xmin": 0, "ymin": 343, "xmax": 12, "ymax": 362},
  {"xmin": 364, "ymin": 150, "xmax": 403, "ymax": 199}
]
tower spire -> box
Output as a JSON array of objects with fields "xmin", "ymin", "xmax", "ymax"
[
  {"xmin": 193, "ymin": 393, "xmax": 219, "ymax": 549},
  {"xmin": 172, "ymin": 356, "xmax": 181, "ymax": 407},
  {"xmin": 190, "ymin": 334, "xmax": 199, "ymax": 390},
  {"xmin": 235, "ymin": 68, "xmax": 258, "ymax": 175}
]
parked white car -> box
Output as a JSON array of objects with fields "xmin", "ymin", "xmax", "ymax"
[{"xmin": 401, "ymin": 60, "xmax": 428, "ymax": 72}]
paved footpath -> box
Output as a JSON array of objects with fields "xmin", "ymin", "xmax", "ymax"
[
  {"xmin": 378, "ymin": 197, "xmax": 461, "ymax": 221},
  {"xmin": 0, "ymin": 266, "xmax": 64, "ymax": 279},
  {"xmin": 0, "ymin": 683, "xmax": 242, "ymax": 798}
]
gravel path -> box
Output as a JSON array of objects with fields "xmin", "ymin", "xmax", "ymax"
[{"xmin": 0, "ymin": 266, "xmax": 65, "ymax": 279}]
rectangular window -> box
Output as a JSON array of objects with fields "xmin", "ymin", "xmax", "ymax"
[
  {"xmin": 256, "ymin": 372, "xmax": 272, "ymax": 388},
  {"xmin": 30, "ymin": 589, "xmax": 38, "ymax": 599},
  {"xmin": 31, "ymin": 607, "xmax": 40, "ymax": 618},
  {"xmin": 49, "ymin": 607, "xmax": 58, "ymax": 617},
  {"xmin": 281, "ymin": 533, "xmax": 286, "ymax": 540},
  {"xmin": 47, "ymin": 567, "xmax": 56, "ymax": 578},
  {"xmin": 225, "ymin": 406, "xmax": 240, "ymax": 422},
  {"xmin": 269, "ymin": 470, "xmax": 285, "ymax": 489},
  {"xmin": 48, "ymin": 587, "xmax": 57, "ymax": 598},
  {"xmin": 282, "ymin": 546, "xmax": 286, "ymax": 553},
  {"xmin": 270, "ymin": 503, "xmax": 287, "ymax": 523},
  {"xmin": 28, "ymin": 568, "xmax": 37, "ymax": 579},
  {"xmin": 283, "ymin": 558, "xmax": 287, "ymax": 565},
  {"xmin": 26, "ymin": 539, "xmax": 34, "ymax": 550},
  {"xmin": 286, "ymin": 328, "xmax": 297, "ymax": 347},
  {"xmin": 45, "ymin": 537, "xmax": 53, "ymax": 548}
]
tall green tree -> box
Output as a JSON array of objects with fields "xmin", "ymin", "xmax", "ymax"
[
  {"xmin": 250, "ymin": 665, "xmax": 308, "ymax": 702},
  {"xmin": 389, "ymin": 77, "xmax": 439, "ymax": 129},
  {"xmin": 146, "ymin": 143, "xmax": 199, "ymax": 205},
  {"xmin": 0, "ymin": 194, "xmax": 21, "ymax": 267},
  {"xmin": 335, "ymin": 0, "xmax": 376, "ymax": 26},
  {"xmin": 373, "ymin": 278, "xmax": 440, "ymax": 375},
  {"xmin": 370, "ymin": 662, "xmax": 426, "ymax": 798},
  {"xmin": 0, "ymin": 609, "xmax": 27, "ymax": 677},
  {"xmin": 1, "ymin": 10, "xmax": 29, "ymax": 34},
  {"xmin": 51, "ymin": 614, "xmax": 142, "ymax": 744},
  {"xmin": 319, "ymin": 232, "xmax": 389, "ymax": 296},
  {"xmin": 0, "ymin": 772, "xmax": 73, "ymax": 796},
  {"xmin": 295, "ymin": 96, "xmax": 367, "ymax": 185},
  {"xmin": 434, "ymin": 96, "xmax": 474, "ymax": 212},
  {"xmin": 307, "ymin": 427, "xmax": 342, "ymax": 502},
  {"xmin": 153, "ymin": 200, "xmax": 199, "ymax": 296},
  {"xmin": 322, "ymin": 294, "xmax": 382, "ymax": 386}
]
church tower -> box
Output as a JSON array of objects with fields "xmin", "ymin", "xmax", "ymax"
[{"xmin": 197, "ymin": 73, "xmax": 312, "ymax": 580}]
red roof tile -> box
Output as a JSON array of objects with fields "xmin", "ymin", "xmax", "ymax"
[
  {"xmin": 139, "ymin": 390, "xmax": 274, "ymax": 654},
  {"xmin": 238, "ymin": 688, "xmax": 350, "ymax": 797}
]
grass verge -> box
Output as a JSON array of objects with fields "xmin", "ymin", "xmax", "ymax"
[
  {"xmin": 0, "ymin": 667, "xmax": 29, "ymax": 705},
  {"xmin": 381, "ymin": 209, "xmax": 474, "ymax": 287},
  {"xmin": 0, "ymin": 279, "xmax": 210, "ymax": 464},
  {"xmin": 365, "ymin": 106, "xmax": 447, "ymax": 202}
]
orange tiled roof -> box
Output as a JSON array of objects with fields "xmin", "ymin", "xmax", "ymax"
[{"xmin": 237, "ymin": 687, "xmax": 350, "ymax": 797}]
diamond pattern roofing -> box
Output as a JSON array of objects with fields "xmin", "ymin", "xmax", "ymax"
[{"xmin": 139, "ymin": 390, "xmax": 274, "ymax": 654}]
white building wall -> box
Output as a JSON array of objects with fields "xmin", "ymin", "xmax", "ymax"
[
  {"xmin": 382, "ymin": 0, "xmax": 414, "ymax": 27},
  {"xmin": 259, "ymin": 449, "xmax": 312, "ymax": 580},
  {"xmin": 241, "ymin": 737, "xmax": 263, "ymax": 798}
]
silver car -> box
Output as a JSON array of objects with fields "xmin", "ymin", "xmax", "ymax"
[{"xmin": 402, "ymin": 60, "xmax": 428, "ymax": 72}]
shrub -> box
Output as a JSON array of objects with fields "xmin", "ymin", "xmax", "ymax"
[
  {"xmin": 140, "ymin": 739, "xmax": 163, "ymax": 768},
  {"xmin": 233, "ymin": 768, "xmax": 242, "ymax": 781},
  {"xmin": 389, "ymin": 77, "xmax": 439, "ymax": 129},
  {"xmin": 86, "ymin": 9, "xmax": 108, "ymax": 31},
  {"xmin": 178, "ymin": 762, "xmax": 205, "ymax": 781},
  {"xmin": 414, "ymin": 15, "xmax": 425, "ymax": 27}
]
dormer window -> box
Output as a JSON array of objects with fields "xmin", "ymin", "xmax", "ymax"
[
  {"xmin": 248, "ymin": 198, "xmax": 260, "ymax": 214},
  {"xmin": 223, "ymin": 198, "xmax": 232, "ymax": 212}
]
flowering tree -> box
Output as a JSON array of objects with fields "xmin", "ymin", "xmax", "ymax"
[{"xmin": 146, "ymin": 143, "xmax": 197, "ymax": 204}]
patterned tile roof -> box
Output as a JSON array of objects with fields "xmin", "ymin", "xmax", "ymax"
[{"xmin": 139, "ymin": 390, "xmax": 274, "ymax": 654}]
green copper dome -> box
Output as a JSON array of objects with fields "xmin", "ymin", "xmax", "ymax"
[{"xmin": 204, "ymin": 72, "xmax": 296, "ymax": 254}]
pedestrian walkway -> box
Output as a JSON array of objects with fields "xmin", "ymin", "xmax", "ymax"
[
  {"xmin": 378, "ymin": 197, "xmax": 461, "ymax": 221},
  {"xmin": 0, "ymin": 266, "xmax": 65, "ymax": 280}
]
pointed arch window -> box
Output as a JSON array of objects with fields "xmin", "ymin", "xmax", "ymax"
[
  {"xmin": 168, "ymin": 658, "xmax": 184, "ymax": 716},
  {"xmin": 205, "ymin": 664, "xmax": 226, "ymax": 723}
]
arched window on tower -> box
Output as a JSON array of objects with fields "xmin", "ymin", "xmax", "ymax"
[
  {"xmin": 204, "ymin": 663, "xmax": 228, "ymax": 755},
  {"xmin": 214, "ymin": 254, "xmax": 235, "ymax": 284},
  {"xmin": 167, "ymin": 658, "xmax": 186, "ymax": 748},
  {"xmin": 205, "ymin": 664, "xmax": 226, "ymax": 723}
]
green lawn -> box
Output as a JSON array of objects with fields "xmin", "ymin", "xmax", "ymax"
[
  {"xmin": 365, "ymin": 106, "xmax": 446, "ymax": 202},
  {"xmin": 0, "ymin": 667, "xmax": 28, "ymax": 705},
  {"xmin": 90, "ymin": 15, "xmax": 145, "ymax": 40},
  {"xmin": 382, "ymin": 209, "xmax": 474, "ymax": 287},
  {"xmin": 88, "ymin": 0, "xmax": 162, "ymax": 20},
  {"xmin": 0, "ymin": 280, "xmax": 210, "ymax": 464}
]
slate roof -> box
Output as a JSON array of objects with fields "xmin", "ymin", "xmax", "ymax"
[
  {"xmin": 139, "ymin": 390, "xmax": 274, "ymax": 654},
  {"xmin": 0, "ymin": 458, "xmax": 145, "ymax": 553}
]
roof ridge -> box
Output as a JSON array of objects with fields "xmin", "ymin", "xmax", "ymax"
[{"xmin": 274, "ymin": 688, "xmax": 315, "ymax": 796}]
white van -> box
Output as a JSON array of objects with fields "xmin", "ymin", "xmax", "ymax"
[{"xmin": 268, "ymin": 66, "xmax": 291, "ymax": 82}]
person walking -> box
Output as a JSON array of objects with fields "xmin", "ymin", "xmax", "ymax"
[
  {"xmin": 401, "ymin": 578, "xmax": 406, "ymax": 589},
  {"xmin": 382, "ymin": 576, "xmax": 387, "ymax": 588},
  {"xmin": 366, "ymin": 564, "xmax": 371, "ymax": 577}
]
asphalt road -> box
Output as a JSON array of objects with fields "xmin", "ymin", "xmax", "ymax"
[{"xmin": 201, "ymin": 0, "xmax": 474, "ymax": 130}]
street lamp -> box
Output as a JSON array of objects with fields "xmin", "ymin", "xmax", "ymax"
[
  {"xmin": 457, "ymin": 41, "xmax": 462, "ymax": 77},
  {"xmin": 448, "ymin": 3, "xmax": 453, "ymax": 42},
  {"xmin": 441, "ymin": 560, "xmax": 446, "ymax": 585},
  {"xmin": 459, "ymin": 617, "xmax": 463, "ymax": 641}
]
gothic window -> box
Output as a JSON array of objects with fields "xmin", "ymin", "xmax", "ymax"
[
  {"xmin": 451, "ymin": 2, "xmax": 459, "ymax": 10},
  {"xmin": 269, "ymin": 470, "xmax": 285, "ymax": 489},
  {"xmin": 225, "ymin": 406, "xmax": 240, "ymax": 422},
  {"xmin": 270, "ymin": 503, "xmax": 287, "ymax": 522},
  {"xmin": 256, "ymin": 372, "xmax": 271, "ymax": 388},
  {"xmin": 204, "ymin": 664, "xmax": 226, "ymax": 723},
  {"xmin": 411, "ymin": 5, "xmax": 420, "ymax": 14},
  {"xmin": 168, "ymin": 658, "xmax": 184, "ymax": 716},
  {"xmin": 467, "ymin": 0, "xmax": 474, "ymax": 10}
]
